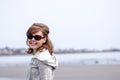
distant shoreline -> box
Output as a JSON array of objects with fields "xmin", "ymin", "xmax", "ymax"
[{"xmin": 0, "ymin": 47, "xmax": 120, "ymax": 56}]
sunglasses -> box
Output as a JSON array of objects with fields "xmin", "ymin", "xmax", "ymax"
[{"xmin": 27, "ymin": 34, "xmax": 44, "ymax": 40}]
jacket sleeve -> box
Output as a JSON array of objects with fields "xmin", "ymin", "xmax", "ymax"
[{"xmin": 37, "ymin": 59, "xmax": 54, "ymax": 80}]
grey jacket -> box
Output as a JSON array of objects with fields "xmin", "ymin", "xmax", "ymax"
[{"xmin": 29, "ymin": 50, "xmax": 58, "ymax": 80}]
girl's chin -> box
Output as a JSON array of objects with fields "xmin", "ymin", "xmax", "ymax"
[{"xmin": 29, "ymin": 45, "xmax": 38, "ymax": 49}]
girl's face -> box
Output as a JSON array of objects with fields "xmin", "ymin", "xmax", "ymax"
[{"xmin": 27, "ymin": 31, "xmax": 46, "ymax": 50}]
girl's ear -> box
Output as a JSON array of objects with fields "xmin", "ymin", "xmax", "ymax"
[
  {"xmin": 43, "ymin": 38, "xmax": 46, "ymax": 43},
  {"xmin": 43, "ymin": 40, "xmax": 46, "ymax": 43}
]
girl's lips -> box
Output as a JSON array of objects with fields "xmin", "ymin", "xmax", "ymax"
[
  {"xmin": 29, "ymin": 41, "xmax": 37, "ymax": 46},
  {"xmin": 30, "ymin": 43, "xmax": 36, "ymax": 46}
]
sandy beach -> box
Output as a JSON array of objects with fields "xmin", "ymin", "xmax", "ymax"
[{"xmin": 0, "ymin": 64, "xmax": 120, "ymax": 80}]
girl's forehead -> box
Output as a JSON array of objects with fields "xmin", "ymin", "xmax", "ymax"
[
  {"xmin": 32, "ymin": 31, "xmax": 43, "ymax": 36},
  {"xmin": 28, "ymin": 27, "xmax": 40, "ymax": 34}
]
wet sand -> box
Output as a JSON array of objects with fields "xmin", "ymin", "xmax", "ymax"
[{"xmin": 0, "ymin": 64, "xmax": 120, "ymax": 80}]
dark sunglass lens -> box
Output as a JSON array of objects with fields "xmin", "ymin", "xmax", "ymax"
[
  {"xmin": 34, "ymin": 35, "xmax": 42, "ymax": 40},
  {"xmin": 27, "ymin": 34, "xmax": 33, "ymax": 39}
]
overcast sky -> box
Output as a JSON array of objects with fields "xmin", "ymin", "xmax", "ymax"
[{"xmin": 0, "ymin": 0, "xmax": 120, "ymax": 50}]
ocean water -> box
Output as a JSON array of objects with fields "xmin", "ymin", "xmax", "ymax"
[
  {"xmin": 0, "ymin": 78, "xmax": 22, "ymax": 80},
  {"xmin": 0, "ymin": 52, "xmax": 120, "ymax": 66},
  {"xmin": 0, "ymin": 78, "xmax": 17, "ymax": 80}
]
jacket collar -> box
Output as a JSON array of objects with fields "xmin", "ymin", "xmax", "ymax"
[{"xmin": 32, "ymin": 49, "xmax": 58, "ymax": 68}]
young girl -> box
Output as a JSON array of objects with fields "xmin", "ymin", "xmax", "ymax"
[{"xmin": 26, "ymin": 23, "xmax": 58, "ymax": 80}]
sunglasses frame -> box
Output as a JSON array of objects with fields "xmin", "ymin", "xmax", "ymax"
[{"xmin": 27, "ymin": 34, "xmax": 44, "ymax": 41}]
